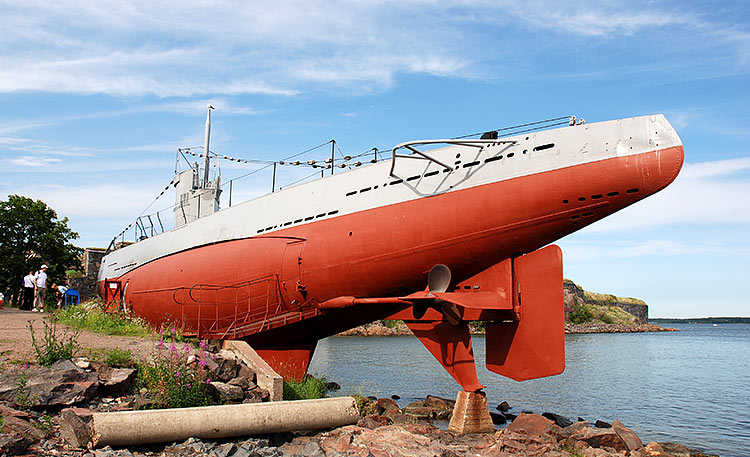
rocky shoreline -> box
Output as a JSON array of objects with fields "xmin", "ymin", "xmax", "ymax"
[
  {"xmin": 338, "ymin": 320, "xmax": 678, "ymax": 337},
  {"xmin": 0, "ymin": 353, "xmax": 716, "ymax": 457}
]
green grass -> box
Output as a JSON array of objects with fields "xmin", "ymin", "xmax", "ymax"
[
  {"xmin": 283, "ymin": 374, "xmax": 329, "ymax": 400},
  {"xmin": 569, "ymin": 303, "xmax": 637, "ymax": 325},
  {"xmin": 584, "ymin": 290, "xmax": 646, "ymax": 306},
  {"xmin": 87, "ymin": 347, "xmax": 136, "ymax": 368},
  {"xmin": 56, "ymin": 304, "xmax": 151, "ymax": 337}
]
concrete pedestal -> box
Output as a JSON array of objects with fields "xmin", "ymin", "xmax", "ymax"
[{"xmin": 448, "ymin": 390, "xmax": 494, "ymax": 434}]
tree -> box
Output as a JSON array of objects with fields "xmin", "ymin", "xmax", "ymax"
[{"xmin": 0, "ymin": 195, "xmax": 83, "ymax": 306}]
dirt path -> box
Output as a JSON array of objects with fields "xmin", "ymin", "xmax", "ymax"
[{"xmin": 0, "ymin": 307, "xmax": 156, "ymax": 365}]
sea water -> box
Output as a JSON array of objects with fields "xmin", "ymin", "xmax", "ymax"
[{"xmin": 309, "ymin": 323, "xmax": 750, "ymax": 457}]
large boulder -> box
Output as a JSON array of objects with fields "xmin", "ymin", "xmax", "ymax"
[
  {"xmin": 611, "ymin": 419, "xmax": 643, "ymax": 451},
  {"xmin": 95, "ymin": 366, "xmax": 137, "ymax": 397},
  {"xmin": 497, "ymin": 413, "xmax": 564, "ymax": 456},
  {"xmin": 208, "ymin": 381, "xmax": 245, "ymax": 403},
  {"xmin": 0, "ymin": 416, "xmax": 46, "ymax": 455},
  {"xmin": 542, "ymin": 412, "xmax": 573, "ymax": 428},
  {"xmin": 211, "ymin": 350, "xmax": 239, "ymax": 382},
  {"xmin": 567, "ymin": 425, "xmax": 629, "ymax": 452},
  {"xmin": 0, "ymin": 361, "xmax": 98, "ymax": 409},
  {"xmin": 424, "ymin": 395, "xmax": 454, "ymax": 419}
]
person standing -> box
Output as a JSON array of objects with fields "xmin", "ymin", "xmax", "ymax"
[
  {"xmin": 33, "ymin": 265, "xmax": 48, "ymax": 312},
  {"xmin": 22, "ymin": 271, "xmax": 35, "ymax": 311}
]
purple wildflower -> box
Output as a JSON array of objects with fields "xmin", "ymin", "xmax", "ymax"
[
  {"xmin": 199, "ymin": 341, "xmax": 207, "ymax": 349},
  {"xmin": 183, "ymin": 345, "xmax": 190, "ymax": 353},
  {"xmin": 198, "ymin": 360, "xmax": 206, "ymax": 368},
  {"xmin": 157, "ymin": 340, "xmax": 165, "ymax": 350},
  {"xmin": 169, "ymin": 343, "xmax": 177, "ymax": 352},
  {"xmin": 23, "ymin": 362, "xmax": 29, "ymax": 369},
  {"xmin": 171, "ymin": 327, "xmax": 177, "ymax": 334},
  {"xmin": 159, "ymin": 328, "xmax": 164, "ymax": 336},
  {"xmin": 176, "ymin": 371, "xmax": 181, "ymax": 378}
]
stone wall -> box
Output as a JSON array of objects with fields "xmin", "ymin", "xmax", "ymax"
[{"xmin": 68, "ymin": 248, "xmax": 106, "ymax": 301}]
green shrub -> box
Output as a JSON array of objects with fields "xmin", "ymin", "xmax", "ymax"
[
  {"xmin": 352, "ymin": 393, "xmax": 377, "ymax": 416},
  {"xmin": 15, "ymin": 368, "xmax": 37, "ymax": 410},
  {"xmin": 135, "ymin": 339, "xmax": 213, "ymax": 409},
  {"xmin": 34, "ymin": 414, "xmax": 54, "ymax": 434},
  {"xmin": 28, "ymin": 318, "xmax": 80, "ymax": 366},
  {"xmin": 283, "ymin": 374, "xmax": 329, "ymax": 400},
  {"xmin": 568, "ymin": 303, "xmax": 593, "ymax": 324}
]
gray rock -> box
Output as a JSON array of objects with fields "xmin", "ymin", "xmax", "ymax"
[
  {"xmin": 595, "ymin": 419, "xmax": 612, "ymax": 428},
  {"xmin": 228, "ymin": 375, "xmax": 252, "ymax": 391},
  {"xmin": 0, "ymin": 364, "xmax": 98, "ymax": 409},
  {"xmin": 542, "ymin": 412, "xmax": 573, "ymax": 428},
  {"xmin": 237, "ymin": 363, "xmax": 257, "ymax": 383},
  {"xmin": 490, "ymin": 411, "xmax": 507, "ymax": 424},
  {"xmin": 279, "ymin": 436, "xmax": 324, "ymax": 457},
  {"xmin": 0, "ymin": 431, "xmax": 34, "ymax": 456},
  {"xmin": 212, "ymin": 350, "xmax": 239, "ymax": 382},
  {"xmin": 211, "ymin": 442, "xmax": 236, "ymax": 457},
  {"xmin": 209, "ymin": 381, "xmax": 245, "ymax": 402},
  {"xmin": 97, "ymin": 368, "xmax": 137, "ymax": 397},
  {"xmin": 497, "ymin": 401, "xmax": 511, "ymax": 411}
]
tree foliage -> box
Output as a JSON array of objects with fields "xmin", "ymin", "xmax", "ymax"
[{"xmin": 0, "ymin": 195, "xmax": 82, "ymax": 305}]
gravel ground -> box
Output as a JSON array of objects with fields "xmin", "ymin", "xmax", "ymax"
[{"xmin": 0, "ymin": 307, "xmax": 156, "ymax": 364}]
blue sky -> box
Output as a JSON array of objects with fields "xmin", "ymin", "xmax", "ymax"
[{"xmin": 1, "ymin": 1, "xmax": 748, "ymax": 317}]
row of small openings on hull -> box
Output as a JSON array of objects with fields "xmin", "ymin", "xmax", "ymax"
[
  {"xmin": 453, "ymin": 284, "xmax": 481, "ymax": 290},
  {"xmin": 344, "ymin": 142, "xmax": 557, "ymax": 197},
  {"xmin": 256, "ymin": 210, "xmax": 340, "ymax": 234},
  {"xmin": 564, "ymin": 188, "xmax": 640, "ymax": 220}
]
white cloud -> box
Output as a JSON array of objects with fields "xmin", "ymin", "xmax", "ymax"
[
  {"xmin": 7, "ymin": 156, "xmax": 62, "ymax": 167},
  {"xmin": 561, "ymin": 239, "xmax": 727, "ymax": 261},
  {"xmin": 582, "ymin": 156, "xmax": 750, "ymax": 232},
  {"xmin": 0, "ymin": 0, "xmax": 739, "ymax": 97}
]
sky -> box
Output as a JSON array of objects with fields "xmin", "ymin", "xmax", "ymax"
[{"xmin": 1, "ymin": 0, "xmax": 749, "ymax": 318}]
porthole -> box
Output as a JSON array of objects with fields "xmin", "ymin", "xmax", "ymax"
[
  {"xmin": 591, "ymin": 194, "xmax": 603, "ymax": 199},
  {"xmin": 607, "ymin": 191, "xmax": 619, "ymax": 197},
  {"xmin": 578, "ymin": 197, "xmax": 586, "ymax": 202},
  {"xmin": 626, "ymin": 188, "xmax": 639, "ymax": 194},
  {"xmin": 533, "ymin": 143, "xmax": 555, "ymax": 152},
  {"xmin": 485, "ymin": 155, "xmax": 503, "ymax": 163}
]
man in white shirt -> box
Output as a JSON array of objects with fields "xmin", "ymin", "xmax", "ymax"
[
  {"xmin": 33, "ymin": 265, "xmax": 48, "ymax": 312},
  {"xmin": 23, "ymin": 271, "xmax": 35, "ymax": 310}
]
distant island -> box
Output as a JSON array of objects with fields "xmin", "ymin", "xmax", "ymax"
[
  {"xmin": 340, "ymin": 280, "xmax": 677, "ymax": 336},
  {"xmin": 650, "ymin": 317, "xmax": 750, "ymax": 324}
]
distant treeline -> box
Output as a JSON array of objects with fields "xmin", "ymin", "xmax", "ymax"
[{"xmin": 650, "ymin": 317, "xmax": 750, "ymax": 324}]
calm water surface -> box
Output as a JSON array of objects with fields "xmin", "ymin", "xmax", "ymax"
[{"xmin": 309, "ymin": 323, "xmax": 750, "ymax": 457}]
